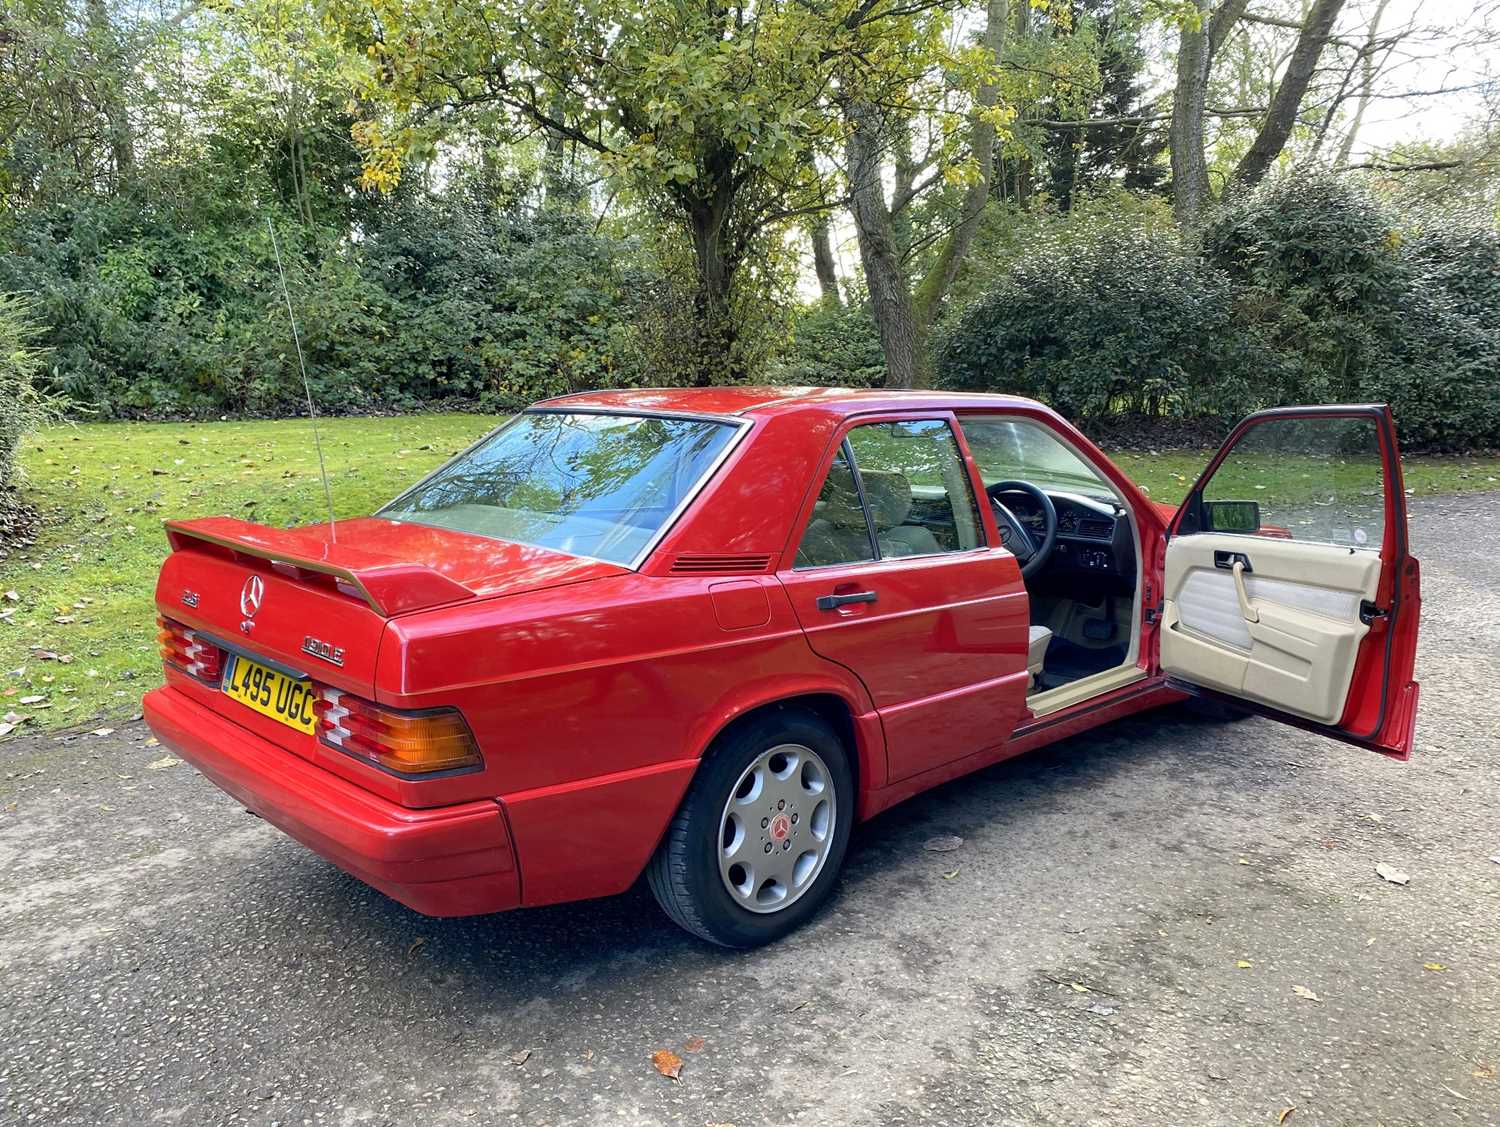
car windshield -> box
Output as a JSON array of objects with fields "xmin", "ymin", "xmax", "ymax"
[
  {"xmin": 380, "ymin": 411, "xmax": 740, "ymax": 565},
  {"xmin": 959, "ymin": 416, "xmax": 1115, "ymax": 499}
]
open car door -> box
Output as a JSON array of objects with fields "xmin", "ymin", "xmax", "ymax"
[{"xmin": 1159, "ymin": 405, "xmax": 1421, "ymax": 759}]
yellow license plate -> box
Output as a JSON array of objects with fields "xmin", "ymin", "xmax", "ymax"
[{"xmin": 222, "ymin": 654, "xmax": 317, "ymax": 735}]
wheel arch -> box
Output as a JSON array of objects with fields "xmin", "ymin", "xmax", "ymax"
[{"xmin": 686, "ymin": 682, "xmax": 884, "ymax": 809}]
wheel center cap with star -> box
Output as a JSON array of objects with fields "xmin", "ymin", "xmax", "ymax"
[{"xmin": 770, "ymin": 813, "xmax": 792, "ymax": 842}]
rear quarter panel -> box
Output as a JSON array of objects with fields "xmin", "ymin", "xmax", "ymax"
[{"xmin": 377, "ymin": 572, "xmax": 880, "ymax": 905}]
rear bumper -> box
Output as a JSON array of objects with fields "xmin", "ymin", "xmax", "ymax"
[{"xmin": 143, "ymin": 686, "xmax": 520, "ymax": 917}]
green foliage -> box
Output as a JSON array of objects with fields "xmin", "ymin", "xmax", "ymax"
[
  {"xmin": 1202, "ymin": 174, "xmax": 1500, "ymax": 450},
  {"xmin": 938, "ymin": 177, "xmax": 1500, "ymax": 450},
  {"xmin": 0, "ymin": 184, "xmax": 656, "ymax": 418},
  {"xmin": 936, "ymin": 207, "xmax": 1253, "ymax": 418},
  {"xmin": 0, "ymin": 293, "xmax": 64, "ymax": 489},
  {"xmin": 771, "ymin": 302, "xmax": 888, "ymax": 388}
]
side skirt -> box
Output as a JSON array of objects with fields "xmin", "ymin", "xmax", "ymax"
[{"xmin": 856, "ymin": 677, "xmax": 1181, "ymax": 821}]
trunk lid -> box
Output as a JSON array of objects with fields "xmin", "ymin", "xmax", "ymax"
[{"xmin": 155, "ymin": 514, "xmax": 627, "ymax": 753}]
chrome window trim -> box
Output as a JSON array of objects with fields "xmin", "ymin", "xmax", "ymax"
[{"xmin": 375, "ymin": 408, "xmax": 752, "ymax": 572}]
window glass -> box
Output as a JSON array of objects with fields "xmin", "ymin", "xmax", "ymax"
[
  {"xmin": 958, "ymin": 416, "xmax": 1112, "ymax": 498},
  {"xmin": 846, "ymin": 420, "xmax": 983, "ymax": 556},
  {"xmin": 380, "ymin": 411, "xmax": 737, "ymax": 565},
  {"xmin": 794, "ymin": 446, "xmax": 876, "ymax": 568},
  {"xmin": 1198, "ymin": 416, "xmax": 1386, "ymax": 550}
]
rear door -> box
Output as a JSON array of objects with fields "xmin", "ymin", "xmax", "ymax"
[
  {"xmin": 776, "ymin": 415, "xmax": 1029, "ymax": 784},
  {"xmin": 1159, "ymin": 405, "xmax": 1421, "ymax": 758}
]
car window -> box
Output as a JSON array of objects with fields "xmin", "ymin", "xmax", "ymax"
[
  {"xmin": 794, "ymin": 446, "xmax": 877, "ymax": 568},
  {"xmin": 380, "ymin": 411, "xmax": 739, "ymax": 565},
  {"xmin": 958, "ymin": 416, "xmax": 1112, "ymax": 498},
  {"xmin": 1194, "ymin": 416, "xmax": 1387, "ymax": 550},
  {"xmin": 845, "ymin": 420, "xmax": 983, "ymax": 557}
]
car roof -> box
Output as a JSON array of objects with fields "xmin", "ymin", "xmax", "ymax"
[{"xmin": 535, "ymin": 386, "xmax": 1048, "ymax": 420}]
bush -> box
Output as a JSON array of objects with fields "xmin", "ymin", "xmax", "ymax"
[
  {"xmin": 0, "ymin": 183, "xmax": 657, "ymax": 419},
  {"xmin": 938, "ymin": 177, "xmax": 1500, "ymax": 450},
  {"xmin": 0, "ymin": 293, "xmax": 64, "ymax": 490},
  {"xmin": 936, "ymin": 215, "xmax": 1254, "ymax": 419},
  {"xmin": 770, "ymin": 301, "xmax": 887, "ymax": 388}
]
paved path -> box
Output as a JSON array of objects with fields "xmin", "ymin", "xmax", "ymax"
[{"xmin": 2, "ymin": 494, "xmax": 1497, "ymax": 1126}]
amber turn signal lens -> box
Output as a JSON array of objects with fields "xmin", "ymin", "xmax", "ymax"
[{"xmin": 313, "ymin": 689, "xmax": 481, "ymax": 776}]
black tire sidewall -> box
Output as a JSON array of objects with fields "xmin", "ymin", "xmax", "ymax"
[{"xmin": 671, "ymin": 709, "xmax": 854, "ymax": 948}]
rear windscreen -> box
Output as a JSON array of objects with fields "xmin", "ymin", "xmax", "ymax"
[{"xmin": 379, "ymin": 411, "xmax": 739, "ymax": 566}]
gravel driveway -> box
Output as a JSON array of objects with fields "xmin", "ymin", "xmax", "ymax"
[{"xmin": 2, "ymin": 493, "xmax": 1497, "ymax": 1127}]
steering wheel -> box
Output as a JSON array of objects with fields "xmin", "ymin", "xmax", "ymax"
[{"xmin": 986, "ymin": 480, "xmax": 1058, "ymax": 579}]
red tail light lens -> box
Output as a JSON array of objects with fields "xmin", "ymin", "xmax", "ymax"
[
  {"xmin": 157, "ymin": 616, "xmax": 224, "ymax": 684},
  {"xmin": 313, "ymin": 688, "xmax": 482, "ymax": 776}
]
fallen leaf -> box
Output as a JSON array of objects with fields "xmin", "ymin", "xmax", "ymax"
[
  {"xmin": 91, "ymin": 727, "xmax": 115, "ymax": 737},
  {"xmin": 407, "ymin": 937, "xmax": 426, "ymax": 957},
  {"xmin": 2, "ymin": 591, "xmax": 16, "ymax": 602},
  {"xmin": 510, "ymin": 1048, "xmax": 531, "ymax": 1067},
  {"xmin": 1292, "ymin": 985, "xmax": 1320, "ymax": 1002},
  {"xmin": 1423, "ymin": 962, "xmax": 1445, "ymax": 972},
  {"xmin": 1375, "ymin": 862, "xmax": 1409, "ymax": 885},
  {"xmin": 1473, "ymin": 1064, "xmax": 1494, "ymax": 1080},
  {"xmin": 924, "ymin": 834, "xmax": 964, "ymax": 852},
  {"xmin": 1236, "ymin": 960, "xmax": 1253, "ymax": 969},
  {"xmin": 683, "ymin": 1035, "xmax": 706, "ymax": 1053},
  {"xmin": 1278, "ymin": 1107, "xmax": 1296, "ymax": 1124},
  {"xmin": 146, "ymin": 756, "xmax": 180, "ymax": 770},
  {"xmin": 1068, "ymin": 981, "xmax": 1090, "ymax": 993},
  {"xmin": 0, "ymin": 722, "xmax": 16, "ymax": 737},
  {"xmin": 651, "ymin": 1049, "xmax": 683, "ymax": 1081},
  {"xmin": 18, "ymin": 695, "xmax": 45, "ymax": 705},
  {"xmin": 942, "ymin": 869, "xmax": 960, "ymax": 880}
]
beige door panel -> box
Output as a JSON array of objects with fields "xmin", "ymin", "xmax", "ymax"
[{"xmin": 1162, "ymin": 535, "xmax": 1380, "ymax": 724}]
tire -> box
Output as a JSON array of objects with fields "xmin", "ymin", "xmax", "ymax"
[{"xmin": 647, "ymin": 707, "xmax": 854, "ymax": 948}]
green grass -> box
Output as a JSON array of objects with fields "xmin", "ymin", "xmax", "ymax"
[
  {"xmin": 2, "ymin": 414, "xmax": 499, "ymax": 734},
  {"xmin": 2, "ymin": 414, "xmax": 1497, "ymax": 734}
]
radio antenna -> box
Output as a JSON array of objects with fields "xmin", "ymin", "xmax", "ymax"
[{"xmin": 266, "ymin": 217, "xmax": 337, "ymax": 541}]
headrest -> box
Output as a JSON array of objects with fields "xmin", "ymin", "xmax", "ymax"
[
  {"xmin": 860, "ymin": 470, "xmax": 913, "ymax": 532},
  {"xmin": 819, "ymin": 472, "xmax": 869, "ymax": 529}
]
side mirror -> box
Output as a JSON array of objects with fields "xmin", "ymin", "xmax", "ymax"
[{"xmin": 1203, "ymin": 499, "xmax": 1261, "ymax": 533}]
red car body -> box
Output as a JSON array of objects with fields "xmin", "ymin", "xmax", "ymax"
[{"xmin": 143, "ymin": 388, "xmax": 1420, "ymax": 927}]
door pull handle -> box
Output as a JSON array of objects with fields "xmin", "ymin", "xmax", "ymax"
[
  {"xmin": 1231, "ymin": 560, "xmax": 1259, "ymax": 624},
  {"xmin": 817, "ymin": 591, "xmax": 877, "ymax": 611}
]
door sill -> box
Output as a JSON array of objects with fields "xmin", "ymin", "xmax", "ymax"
[{"xmin": 1026, "ymin": 664, "xmax": 1148, "ymax": 717}]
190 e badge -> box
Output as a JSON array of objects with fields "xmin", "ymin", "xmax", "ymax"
[{"xmin": 301, "ymin": 636, "xmax": 345, "ymax": 668}]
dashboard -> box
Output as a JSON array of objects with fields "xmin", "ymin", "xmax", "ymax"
[{"xmin": 997, "ymin": 488, "xmax": 1136, "ymax": 589}]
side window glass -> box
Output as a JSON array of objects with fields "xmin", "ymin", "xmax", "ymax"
[
  {"xmin": 794, "ymin": 446, "xmax": 876, "ymax": 568},
  {"xmin": 1195, "ymin": 416, "xmax": 1386, "ymax": 550},
  {"xmin": 846, "ymin": 420, "xmax": 983, "ymax": 557}
]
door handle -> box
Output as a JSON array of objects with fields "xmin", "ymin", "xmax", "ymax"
[
  {"xmin": 1230, "ymin": 560, "xmax": 1259, "ymax": 624},
  {"xmin": 817, "ymin": 590, "xmax": 877, "ymax": 611},
  {"xmin": 1214, "ymin": 549, "xmax": 1252, "ymax": 572}
]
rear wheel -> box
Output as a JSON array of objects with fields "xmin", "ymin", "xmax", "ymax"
[{"xmin": 647, "ymin": 708, "xmax": 854, "ymax": 948}]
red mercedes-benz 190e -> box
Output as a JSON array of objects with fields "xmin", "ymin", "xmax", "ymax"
[{"xmin": 144, "ymin": 389, "xmax": 1420, "ymax": 946}]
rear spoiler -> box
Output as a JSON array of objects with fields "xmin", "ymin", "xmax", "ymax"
[{"xmin": 164, "ymin": 516, "xmax": 476, "ymax": 617}]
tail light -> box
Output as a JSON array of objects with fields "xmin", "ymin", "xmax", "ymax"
[
  {"xmin": 313, "ymin": 688, "xmax": 482, "ymax": 776},
  {"xmin": 158, "ymin": 616, "xmax": 224, "ymax": 684}
]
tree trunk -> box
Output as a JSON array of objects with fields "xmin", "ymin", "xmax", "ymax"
[
  {"xmin": 1229, "ymin": 0, "xmax": 1349, "ymax": 191},
  {"xmin": 909, "ymin": 0, "xmax": 1008, "ymax": 372},
  {"xmin": 1171, "ymin": 4, "xmax": 1214, "ymax": 225},
  {"xmin": 809, "ymin": 216, "xmax": 841, "ymax": 307},
  {"xmin": 687, "ymin": 199, "xmax": 740, "ymax": 385},
  {"xmin": 845, "ymin": 101, "xmax": 920, "ymax": 389},
  {"xmin": 1333, "ymin": 0, "xmax": 1389, "ymax": 168},
  {"xmin": 1171, "ymin": 0, "xmax": 1250, "ymax": 225}
]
